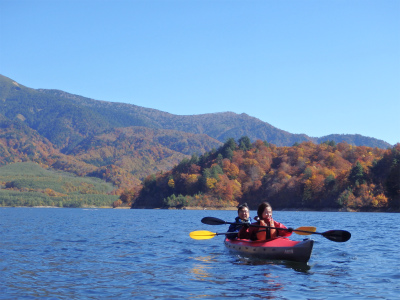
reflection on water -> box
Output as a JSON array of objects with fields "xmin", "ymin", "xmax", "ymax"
[
  {"xmin": 190, "ymin": 256, "xmax": 217, "ymax": 280},
  {"xmin": 232, "ymin": 254, "xmax": 311, "ymax": 273},
  {"xmin": 190, "ymin": 264, "xmax": 211, "ymax": 279},
  {"xmin": 190, "ymin": 255, "xmax": 216, "ymax": 280},
  {"xmin": 188, "ymin": 251, "xmax": 311, "ymax": 300},
  {"xmin": 192, "ymin": 255, "xmax": 218, "ymax": 263}
]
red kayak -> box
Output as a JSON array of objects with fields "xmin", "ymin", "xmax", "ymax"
[{"xmin": 224, "ymin": 237, "xmax": 314, "ymax": 263}]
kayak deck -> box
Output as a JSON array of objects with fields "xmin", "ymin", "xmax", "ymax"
[{"xmin": 224, "ymin": 237, "xmax": 314, "ymax": 263}]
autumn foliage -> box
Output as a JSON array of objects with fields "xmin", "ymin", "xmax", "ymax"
[{"xmin": 127, "ymin": 138, "xmax": 400, "ymax": 211}]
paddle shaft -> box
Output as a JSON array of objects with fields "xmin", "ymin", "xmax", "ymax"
[
  {"xmin": 200, "ymin": 217, "xmax": 351, "ymax": 242},
  {"xmin": 190, "ymin": 229, "xmax": 270, "ymax": 240},
  {"xmin": 201, "ymin": 217, "xmax": 302, "ymax": 233},
  {"xmin": 211, "ymin": 219, "xmax": 293, "ymax": 231}
]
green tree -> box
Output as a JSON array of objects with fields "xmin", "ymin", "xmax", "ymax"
[
  {"xmin": 189, "ymin": 153, "xmax": 199, "ymax": 165},
  {"xmin": 216, "ymin": 153, "xmax": 223, "ymax": 166},
  {"xmin": 386, "ymin": 148, "xmax": 400, "ymax": 208},
  {"xmin": 349, "ymin": 161, "xmax": 365, "ymax": 186},
  {"xmin": 200, "ymin": 168, "xmax": 212, "ymax": 191},
  {"xmin": 210, "ymin": 165, "xmax": 224, "ymax": 180},
  {"xmin": 143, "ymin": 174, "xmax": 157, "ymax": 191},
  {"xmin": 322, "ymin": 140, "xmax": 336, "ymax": 147},
  {"xmin": 221, "ymin": 138, "xmax": 236, "ymax": 159},
  {"xmin": 238, "ymin": 136, "xmax": 252, "ymax": 151}
]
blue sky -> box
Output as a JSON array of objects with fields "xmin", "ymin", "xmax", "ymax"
[{"xmin": 1, "ymin": 0, "xmax": 399, "ymax": 145}]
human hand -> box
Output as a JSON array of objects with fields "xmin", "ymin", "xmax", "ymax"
[
  {"xmin": 287, "ymin": 227, "xmax": 293, "ymax": 233},
  {"xmin": 242, "ymin": 221, "xmax": 250, "ymax": 228}
]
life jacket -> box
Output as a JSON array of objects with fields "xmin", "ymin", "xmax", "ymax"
[{"xmin": 256, "ymin": 220, "xmax": 277, "ymax": 240}]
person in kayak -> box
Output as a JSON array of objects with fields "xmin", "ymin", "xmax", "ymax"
[
  {"xmin": 238, "ymin": 202, "xmax": 293, "ymax": 240},
  {"xmin": 226, "ymin": 203, "xmax": 253, "ymax": 240}
]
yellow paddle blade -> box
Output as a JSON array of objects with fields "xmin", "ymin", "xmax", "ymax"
[
  {"xmin": 189, "ymin": 230, "xmax": 217, "ymax": 240},
  {"xmin": 293, "ymin": 226, "xmax": 317, "ymax": 235}
]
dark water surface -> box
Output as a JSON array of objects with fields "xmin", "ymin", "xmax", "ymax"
[{"xmin": 0, "ymin": 208, "xmax": 399, "ymax": 299}]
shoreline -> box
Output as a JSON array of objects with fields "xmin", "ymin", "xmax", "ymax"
[
  {"xmin": 1, "ymin": 206, "xmax": 398, "ymax": 212},
  {"xmin": 133, "ymin": 206, "xmax": 399, "ymax": 212}
]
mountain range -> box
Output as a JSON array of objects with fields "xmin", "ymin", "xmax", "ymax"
[{"xmin": 0, "ymin": 74, "xmax": 392, "ymax": 190}]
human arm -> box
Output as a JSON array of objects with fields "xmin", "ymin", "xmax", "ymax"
[
  {"xmin": 226, "ymin": 223, "xmax": 238, "ymax": 240},
  {"xmin": 274, "ymin": 221, "xmax": 292, "ymax": 237},
  {"xmin": 226, "ymin": 218, "xmax": 243, "ymax": 240}
]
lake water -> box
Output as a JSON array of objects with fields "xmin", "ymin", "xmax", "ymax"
[{"xmin": 0, "ymin": 208, "xmax": 399, "ymax": 299}]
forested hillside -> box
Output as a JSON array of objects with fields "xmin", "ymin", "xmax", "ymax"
[
  {"xmin": 0, "ymin": 114, "xmax": 141, "ymax": 194},
  {"xmin": 68, "ymin": 127, "xmax": 221, "ymax": 179},
  {"xmin": 1, "ymin": 74, "xmax": 391, "ymax": 149},
  {"xmin": 125, "ymin": 138, "xmax": 400, "ymax": 211},
  {"xmin": 0, "ymin": 74, "xmax": 397, "ymax": 209},
  {"xmin": 0, "ymin": 162, "xmax": 118, "ymax": 207}
]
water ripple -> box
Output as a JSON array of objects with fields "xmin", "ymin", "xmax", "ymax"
[{"xmin": 0, "ymin": 208, "xmax": 399, "ymax": 299}]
